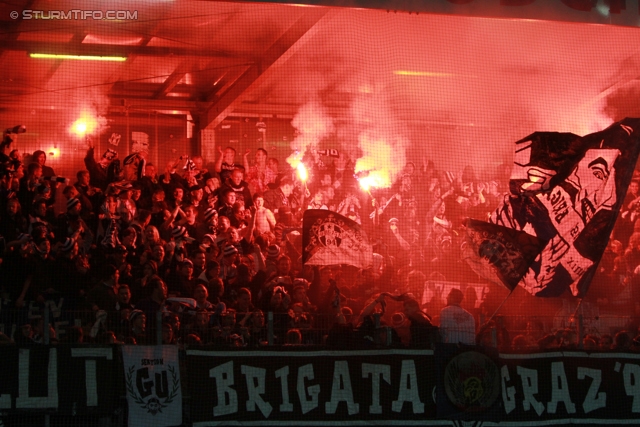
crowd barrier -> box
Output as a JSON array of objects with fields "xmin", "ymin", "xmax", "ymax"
[
  {"xmin": 0, "ymin": 344, "xmax": 638, "ymax": 426},
  {"xmin": 0, "ymin": 299, "xmax": 636, "ymax": 426},
  {"xmin": 0, "ymin": 299, "xmax": 636, "ymax": 348}
]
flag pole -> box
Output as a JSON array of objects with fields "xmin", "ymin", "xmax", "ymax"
[
  {"xmin": 571, "ymin": 297, "xmax": 583, "ymax": 318},
  {"xmin": 476, "ymin": 289, "xmax": 514, "ymax": 339},
  {"xmin": 301, "ymin": 210, "xmax": 306, "ymax": 272},
  {"xmin": 571, "ymin": 297, "xmax": 584, "ymax": 346}
]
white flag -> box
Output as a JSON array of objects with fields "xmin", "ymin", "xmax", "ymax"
[{"xmin": 122, "ymin": 345, "xmax": 182, "ymax": 427}]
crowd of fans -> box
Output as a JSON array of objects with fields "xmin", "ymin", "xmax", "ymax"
[{"xmin": 1, "ymin": 126, "xmax": 640, "ymax": 352}]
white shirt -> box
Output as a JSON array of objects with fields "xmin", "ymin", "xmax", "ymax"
[{"xmin": 439, "ymin": 305, "xmax": 476, "ymax": 345}]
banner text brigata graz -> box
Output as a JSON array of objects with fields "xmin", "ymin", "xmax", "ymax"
[{"xmin": 0, "ymin": 346, "xmax": 639, "ymax": 425}]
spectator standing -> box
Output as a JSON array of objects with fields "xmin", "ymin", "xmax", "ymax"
[
  {"xmin": 243, "ymin": 148, "xmax": 276, "ymax": 195},
  {"xmin": 215, "ymin": 146, "xmax": 244, "ymax": 184},
  {"xmin": 439, "ymin": 288, "xmax": 476, "ymax": 345},
  {"xmin": 86, "ymin": 264, "xmax": 119, "ymax": 312},
  {"xmin": 32, "ymin": 150, "xmax": 55, "ymax": 178}
]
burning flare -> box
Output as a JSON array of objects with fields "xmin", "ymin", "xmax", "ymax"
[
  {"xmin": 354, "ymin": 131, "xmax": 400, "ymax": 190},
  {"xmin": 70, "ymin": 112, "xmax": 99, "ymax": 137},
  {"xmin": 287, "ymin": 151, "xmax": 309, "ymax": 182},
  {"xmin": 357, "ymin": 172, "xmax": 388, "ymax": 192},
  {"xmin": 350, "ymin": 86, "xmax": 408, "ymax": 192},
  {"xmin": 297, "ymin": 162, "xmax": 309, "ymax": 182},
  {"xmin": 287, "ymin": 101, "xmax": 335, "ymax": 182}
]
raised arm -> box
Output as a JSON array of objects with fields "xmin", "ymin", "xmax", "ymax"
[
  {"xmin": 214, "ymin": 146, "xmax": 224, "ymax": 173},
  {"xmin": 390, "ymin": 222, "xmax": 411, "ymax": 251},
  {"xmin": 357, "ymin": 293, "xmax": 386, "ymax": 325},
  {"xmin": 243, "ymin": 206, "xmax": 257, "ymax": 244},
  {"xmin": 243, "ymin": 149, "xmax": 251, "ymax": 172}
]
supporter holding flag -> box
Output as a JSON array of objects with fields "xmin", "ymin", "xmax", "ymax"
[
  {"xmin": 465, "ymin": 119, "xmax": 640, "ymax": 298},
  {"xmin": 302, "ymin": 209, "xmax": 372, "ymax": 270}
]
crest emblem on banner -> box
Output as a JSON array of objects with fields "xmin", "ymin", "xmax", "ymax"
[
  {"xmin": 302, "ymin": 210, "xmax": 372, "ymax": 268},
  {"xmin": 125, "ymin": 365, "xmax": 180, "ymax": 415},
  {"xmin": 315, "ymin": 216, "xmax": 344, "ymax": 248},
  {"xmin": 444, "ymin": 351, "xmax": 500, "ymax": 412},
  {"xmin": 122, "ymin": 346, "xmax": 182, "ymax": 427}
]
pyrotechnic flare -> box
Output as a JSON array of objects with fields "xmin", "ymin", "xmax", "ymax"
[
  {"xmin": 70, "ymin": 112, "xmax": 99, "ymax": 137},
  {"xmin": 287, "ymin": 101, "xmax": 335, "ymax": 189},
  {"xmin": 286, "ymin": 150, "xmax": 312, "ymax": 201},
  {"xmin": 72, "ymin": 121, "xmax": 87, "ymax": 135},
  {"xmin": 296, "ymin": 162, "xmax": 308, "ymax": 183},
  {"xmin": 350, "ymin": 87, "xmax": 408, "ymax": 191},
  {"xmin": 355, "ymin": 133, "xmax": 398, "ymax": 191},
  {"xmin": 287, "ymin": 151, "xmax": 302, "ymax": 172},
  {"xmin": 287, "ymin": 151, "xmax": 309, "ymax": 182},
  {"xmin": 357, "ymin": 173, "xmax": 387, "ymax": 193}
]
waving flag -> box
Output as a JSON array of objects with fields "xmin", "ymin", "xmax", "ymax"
[
  {"xmin": 463, "ymin": 219, "xmax": 547, "ymax": 292},
  {"xmin": 302, "ymin": 209, "xmax": 372, "ymax": 269},
  {"xmin": 183, "ymin": 156, "xmax": 196, "ymax": 171},
  {"xmin": 465, "ymin": 118, "xmax": 640, "ymax": 297}
]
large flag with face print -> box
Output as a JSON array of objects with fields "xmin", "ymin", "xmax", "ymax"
[
  {"xmin": 302, "ymin": 209, "xmax": 373, "ymax": 269},
  {"xmin": 465, "ymin": 118, "xmax": 640, "ymax": 297}
]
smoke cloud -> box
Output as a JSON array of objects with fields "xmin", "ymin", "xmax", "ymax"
[
  {"xmin": 289, "ymin": 101, "xmax": 335, "ymax": 156},
  {"xmin": 351, "ymin": 89, "xmax": 409, "ymax": 189}
]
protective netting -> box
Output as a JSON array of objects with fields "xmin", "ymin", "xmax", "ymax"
[{"xmin": 2, "ymin": 0, "xmax": 640, "ymax": 425}]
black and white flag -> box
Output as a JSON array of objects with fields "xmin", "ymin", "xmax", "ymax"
[
  {"xmin": 302, "ymin": 209, "xmax": 373, "ymax": 269},
  {"xmin": 466, "ymin": 118, "xmax": 640, "ymax": 297}
]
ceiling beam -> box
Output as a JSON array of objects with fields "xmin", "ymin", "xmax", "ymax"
[
  {"xmin": 204, "ymin": 65, "xmax": 251, "ymax": 102},
  {"xmin": 41, "ymin": 32, "xmax": 88, "ymax": 83},
  {"xmin": 229, "ymin": 102, "xmax": 300, "ymax": 118},
  {"xmin": 154, "ymin": 61, "xmax": 191, "ymax": 98},
  {"xmin": 111, "ymin": 81, "xmax": 194, "ymax": 93},
  {"xmin": 201, "ymin": 7, "xmax": 330, "ymax": 130},
  {"xmin": 107, "ymin": 96, "xmax": 205, "ymax": 112},
  {"xmin": 2, "ymin": 40, "xmax": 243, "ymax": 59},
  {"xmin": 106, "ymin": 114, "xmax": 189, "ymax": 128}
]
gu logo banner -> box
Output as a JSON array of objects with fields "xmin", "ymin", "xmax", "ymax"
[
  {"xmin": 122, "ymin": 346, "xmax": 182, "ymax": 427},
  {"xmin": 466, "ymin": 118, "xmax": 640, "ymax": 297}
]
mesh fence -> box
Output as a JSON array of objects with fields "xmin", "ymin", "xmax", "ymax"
[{"xmin": 0, "ymin": 306, "xmax": 636, "ymax": 426}]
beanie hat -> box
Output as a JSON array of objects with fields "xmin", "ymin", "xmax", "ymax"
[
  {"xmin": 66, "ymin": 197, "xmax": 80, "ymax": 211},
  {"xmin": 223, "ymin": 245, "xmax": 238, "ymax": 257},
  {"xmin": 172, "ymin": 226, "xmax": 187, "ymax": 239},
  {"xmin": 204, "ymin": 208, "xmax": 217, "ymax": 221},
  {"xmin": 129, "ymin": 309, "xmax": 144, "ymax": 323},
  {"xmin": 266, "ymin": 244, "xmax": 280, "ymax": 258}
]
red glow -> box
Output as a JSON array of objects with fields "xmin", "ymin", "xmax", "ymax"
[
  {"xmin": 70, "ymin": 113, "xmax": 99, "ymax": 137},
  {"xmin": 6, "ymin": 1, "xmax": 640, "ymax": 342}
]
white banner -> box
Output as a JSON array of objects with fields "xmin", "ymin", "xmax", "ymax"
[{"xmin": 122, "ymin": 345, "xmax": 182, "ymax": 427}]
